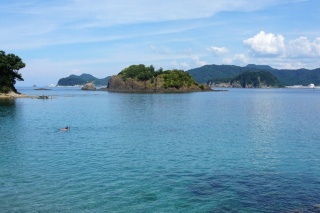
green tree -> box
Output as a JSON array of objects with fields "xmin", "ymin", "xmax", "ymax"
[
  {"xmin": 0, "ymin": 51, "xmax": 25, "ymax": 93},
  {"xmin": 161, "ymin": 69, "xmax": 197, "ymax": 89}
]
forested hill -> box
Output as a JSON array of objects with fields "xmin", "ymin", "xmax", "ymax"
[
  {"xmin": 210, "ymin": 71, "xmax": 282, "ymax": 88},
  {"xmin": 57, "ymin": 74, "xmax": 110, "ymax": 86},
  {"xmin": 187, "ymin": 64, "xmax": 320, "ymax": 86}
]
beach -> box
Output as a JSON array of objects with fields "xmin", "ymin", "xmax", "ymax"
[{"xmin": 0, "ymin": 92, "xmax": 31, "ymax": 99}]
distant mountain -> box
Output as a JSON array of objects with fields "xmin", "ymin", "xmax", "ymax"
[
  {"xmin": 269, "ymin": 68, "xmax": 320, "ymax": 86},
  {"xmin": 187, "ymin": 65, "xmax": 243, "ymax": 84},
  {"xmin": 245, "ymin": 64, "xmax": 274, "ymax": 71},
  {"xmin": 210, "ymin": 71, "xmax": 282, "ymax": 88},
  {"xmin": 187, "ymin": 64, "xmax": 320, "ymax": 86},
  {"xmin": 57, "ymin": 74, "xmax": 110, "ymax": 86},
  {"xmin": 93, "ymin": 77, "xmax": 111, "ymax": 86}
]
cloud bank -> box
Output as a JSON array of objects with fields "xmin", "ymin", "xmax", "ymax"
[
  {"xmin": 243, "ymin": 31, "xmax": 285, "ymax": 56},
  {"xmin": 287, "ymin": 37, "xmax": 320, "ymax": 58},
  {"xmin": 244, "ymin": 31, "xmax": 320, "ymax": 59}
]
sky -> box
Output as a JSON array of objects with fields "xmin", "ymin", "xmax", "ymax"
[{"xmin": 1, "ymin": 0, "xmax": 320, "ymax": 86}]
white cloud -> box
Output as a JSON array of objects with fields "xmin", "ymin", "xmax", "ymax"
[
  {"xmin": 180, "ymin": 62, "xmax": 190, "ymax": 69},
  {"xmin": 242, "ymin": 31, "xmax": 320, "ymax": 69},
  {"xmin": 246, "ymin": 57, "xmax": 309, "ymax": 70},
  {"xmin": 223, "ymin": 58, "xmax": 233, "ymax": 65},
  {"xmin": 56, "ymin": 0, "xmax": 293, "ymax": 26},
  {"xmin": 171, "ymin": 60, "xmax": 189, "ymax": 70},
  {"xmin": 0, "ymin": 1, "xmax": 295, "ymax": 46},
  {"xmin": 287, "ymin": 36, "xmax": 320, "ymax": 57},
  {"xmin": 278, "ymin": 62, "xmax": 307, "ymax": 69},
  {"xmin": 235, "ymin": 54, "xmax": 249, "ymax": 64},
  {"xmin": 170, "ymin": 55, "xmax": 206, "ymax": 70},
  {"xmin": 1, "ymin": 2, "xmax": 309, "ymax": 44},
  {"xmin": 315, "ymin": 38, "xmax": 320, "ymax": 55},
  {"xmin": 223, "ymin": 54, "xmax": 249, "ymax": 66},
  {"xmin": 191, "ymin": 55, "xmax": 207, "ymax": 67},
  {"xmin": 243, "ymin": 31, "xmax": 285, "ymax": 56},
  {"xmin": 207, "ymin": 46, "xmax": 229, "ymax": 55}
]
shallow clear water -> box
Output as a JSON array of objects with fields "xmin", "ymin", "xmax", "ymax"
[{"xmin": 1, "ymin": 87, "xmax": 320, "ymax": 212}]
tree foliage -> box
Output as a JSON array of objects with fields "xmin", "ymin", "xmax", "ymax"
[
  {"xmin": 162, "ymin": 70, "xmax": 197, "ymax": 89},
  {"xmin": 119, "ymin": 64, "xmax": 155, "ymax": 81},
  {"xmin": 0, "ymin": 50, "xmax": 25, "ymax": 93}
]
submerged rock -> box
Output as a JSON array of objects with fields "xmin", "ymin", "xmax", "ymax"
[{"xmin": 81, "ymin": 82, "xmax": 96, "ymax": 90}]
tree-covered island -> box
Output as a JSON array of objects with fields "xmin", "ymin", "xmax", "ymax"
[
  {"xmin": 0, "ymin": 51, "xmax": 25, "ymax": 95},
  {"xmin": 57, "ymin": 74, "xmax": 110, "ymax": 86},
  {"xmin": 104, "ymin": 64, "xmax": 211, "ymax": 92}
]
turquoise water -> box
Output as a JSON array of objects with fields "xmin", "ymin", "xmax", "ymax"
[{"xmin": 1, "ymin": 87, "xmax": 320, "ymax": 212}]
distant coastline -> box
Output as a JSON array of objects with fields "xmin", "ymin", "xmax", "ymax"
[
  {"xmin": 54, "ymin": 64, "xmax": 320, "ymax": 90},
  {"xmin": 285, "ymin": 84, "xmax": 320, "ymax": 89},
  {"xmin": 34, "ymin": 88, "xmax": 51, "ymax": 90},
  {"xmin": 188, "ymin": 64, "xmax": 320, "ymax": 87}
]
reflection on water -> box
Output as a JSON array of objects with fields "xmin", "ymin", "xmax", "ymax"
[
  {"xmin": 0, "ymin": 98, "xmax": 16, "ymax": 118},
  {"xmin": 0, "ymin": 99, "xmax": 20, "ymax": 144}
]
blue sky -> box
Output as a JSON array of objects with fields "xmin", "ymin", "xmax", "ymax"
[{"xmin": 1, "ymin": 0, "xmax": 319, "ymax": 86}]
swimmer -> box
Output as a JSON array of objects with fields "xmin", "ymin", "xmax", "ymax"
[{"xmin": 60, "ymin": 126, "xmax": 69, "ymax": 131}]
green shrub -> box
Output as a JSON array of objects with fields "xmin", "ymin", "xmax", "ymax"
[{"xmin": 1, "ymin": 86, "xmax": 11, "ymax": 94}]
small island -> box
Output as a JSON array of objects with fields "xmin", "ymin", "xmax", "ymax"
[
  {"xmin": 57, "ymin": 74, "xmax": 110, "ymax": 87},
  {"xmin": 102, "ymin": 64, "xmax": 211, "ymax": 92}
]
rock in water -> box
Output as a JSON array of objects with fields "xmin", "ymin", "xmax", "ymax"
[{"xmin": 81, "ymin": 82, "xmax": 96, "ymax": 90}]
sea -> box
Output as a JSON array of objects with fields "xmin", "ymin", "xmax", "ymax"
[{"xmin": 1, "ymin": 87, "xmax": 320, "ymax": 212}]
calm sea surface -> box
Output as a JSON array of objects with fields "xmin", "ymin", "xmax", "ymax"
[{"xmin": 1, "ymin": 87, "xmax": 320, "ymax": 212}]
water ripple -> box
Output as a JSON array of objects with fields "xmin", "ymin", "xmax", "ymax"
[{"xmin": 1, "ymin": 88, "xmax": 320, "ymax": 212}]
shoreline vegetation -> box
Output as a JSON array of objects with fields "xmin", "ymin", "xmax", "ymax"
[
  {"xmin": 1, "ymin": 50, "xmax": 26, "ymax": 97},
  {"xmin": 0, "ymin": 51, "xmax": 25, "ymax": 94}
]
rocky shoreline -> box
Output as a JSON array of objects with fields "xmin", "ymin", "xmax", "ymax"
[{"xmin": 211, "ymin": 82, "xmax": 278, "ymax": 88}]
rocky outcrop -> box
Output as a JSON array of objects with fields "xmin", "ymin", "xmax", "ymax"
[
  {"xmin": 211, "ymin": 83, "xmax": 242, "ymax": 88},
  {"xmin": 81, "ymin": 82, "xmax": 96, "ymax": 90},
  {"xmin": 211, "ymin": 82, "xmax": 272, "ymax": 88}
]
